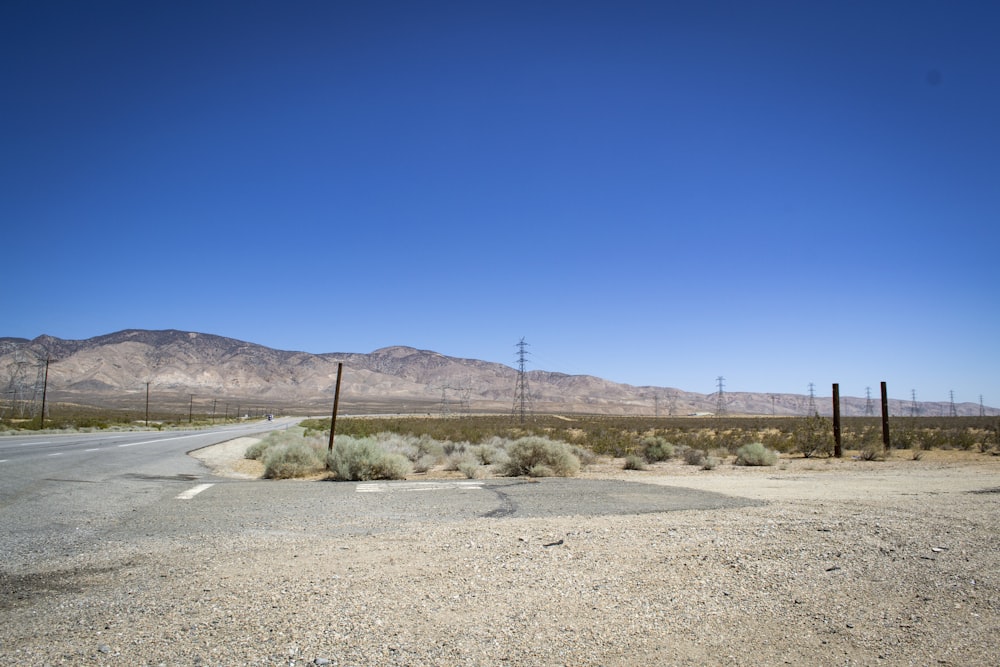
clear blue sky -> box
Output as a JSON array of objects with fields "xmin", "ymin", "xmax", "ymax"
[{"xmin": 2, "ymin": 1, "xmax": 998, "ymax": 406}]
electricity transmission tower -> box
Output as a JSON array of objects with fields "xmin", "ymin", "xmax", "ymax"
[
  {"xmin": 807, "ymin": 383, "xmax": 817, "ymax": 416},
  {"xmin": 911, "ymin": 389, "xmax": 918, "ymax": 417},
  {"xmin": 865, "ymin": 387, "xmax": 875, "ymax": 416},
  {"xmin": 949, "ymin": 390, "xmax": 958, "ymax": 417},
  {"xmin": 714, "ymin": 376, "xmax": 726, "ymax": 416},
  {"xmin": 512, "ymin": 338, "xmax": 531, "ymax": 424}
]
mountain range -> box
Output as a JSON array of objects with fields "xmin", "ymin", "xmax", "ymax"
[{"xmin": 0, "ymin": 329, "xmax": 991, "ymax": 418}]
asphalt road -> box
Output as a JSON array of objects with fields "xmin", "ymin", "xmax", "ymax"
[{"xmin": 1, "ymin": 421, "xmax": 760, "ymax": 572}]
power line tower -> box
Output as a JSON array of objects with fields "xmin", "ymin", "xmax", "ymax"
[
  {"xmin": 981, "ymin": 395, "xmax": 986, "ymax": 418},
  {"xmin": 714, "ymin": 376, "xmax": 726, "ymax": 416},
  {"xmin": 436, "ymin": 385, "xmax": 452, "ymax": 417},
  {"xmin": 911, "ymin": 389, "xmax": 918, "ymax": 417},
  {"xmin": 949, "ymin": 390, "xmax": 958, "ymax": 417},
  {"xmin": 807, "ymin": 383, "xmax": 817, "ymax": 416},
  {"xmin": 865, "ymin": 387, "xmax": 875, "ymax": 416},
  {"xmin": 512, "ymin": 338, "xmax": 531, "ymax": 424}
]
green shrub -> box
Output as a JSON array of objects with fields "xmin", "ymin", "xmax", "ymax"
[
  {"xmin": 499, "ymin": 436, "xmax": 580, "ymax": 477},
  {"xmin": 735, "ymin": 442, "xmax": 778, "ymax": 466},
  {"xmin": 412, "ymin": 453, "xmax": 438, "ymax": 473},
  {"xmin": 245, "ymin": 439, "xmax": 269, "ymax": 460},
  {"xmin": 702, "ymin": 455, "xmax": 721, "ymax": 470},
  {"xmin": 262, "ymin": 441, "xmax": 325, "ymax": 479},
  {"xmin": 682, "ymin": 446, "xmax": 706, "ymax": 466},
  {"xmin": 623, "ymin": 454, "xmax": 648, "ymax": 470},
  {"xmin": 327, "ymin": 436, "xmax": 412, "ymax": 481},
  {"xmin": 458, "ymin": 460, "xmax": 482, "ymax": 479},
  {"xmin": 640, "ymin": 436, "xmax": 674, "ymax": 463},
  {"xmin": 374, "ymin": 452, "xmax": 413, "ymax": 480},
  {"xmin": 793, "ymin": 416, "xmax": 834, "ymax": 457}
]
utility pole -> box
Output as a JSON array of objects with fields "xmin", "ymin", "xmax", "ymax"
[
  {"xmin": 714, "ymin": 376, "xmax": 726, "ymax": 416},
  {"xmin": 512, "ymin": 338, "xmax": 531, "ymax": 424},
  {"xmin": 865, "ymin": 387, "xmax": 875, "ymax": 416},
  {"xmin": 328, "ymin": 362, "xmax": 344, "ymax": 453},
  {"xmin": 807, "ymin": 383, "xmax": 817, "ymax": 416},
  {"xmin": 949, "ymin": 390, "xmax": 958, "ymax": 417},
  {"xmin": 911, "ymin": 389, "xmax": 918, "ymax": 417},
  {"xmin": 38, "ymin": 356, "xmax": 50, "ymax": 429},
  {"xmin": 981, "ymin": 395, "xmax": 986, "ymax": 417},
  {"xmin": 145, "ymin": 382, "xmax": 150, "ymax": 426},
  {"xmin": 189, "ymin": 394, "xmax": 194, "ymax": 423}
]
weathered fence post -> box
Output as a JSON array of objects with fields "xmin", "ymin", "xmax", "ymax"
[
  {"xmin": 328, "ymin": 362, "xmax": 344, "ymax": 454},
  {"xmin": 880, "ymin": 381, "xmax": 891, "ymax": 450},
  {"xmin": 832, "ymin": 383, "xmax": 842, "ymax": 458}
]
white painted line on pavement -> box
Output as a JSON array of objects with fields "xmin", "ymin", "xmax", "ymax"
[
  {"xmin": 48, "ymin": 452, "xmax": 64, "ymax": 457},
  {"xmin": 357, "ymin": 481, "xmax": 484, "ymax": 493},
  {"xmin": 85, "ymin": 448, "xmax": 101, "ymax": 452},
  {"xmin": 118, "ymin": 433, "xmax": 207, "ymax": 448},
  {"xmin": 176, "ymin": 483, "xmax": 214, "ymax": 500}
]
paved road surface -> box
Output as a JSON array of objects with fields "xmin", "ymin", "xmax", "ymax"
[{"xmin": 1, "ymin": 421, "xmax": 759, "ymax": 573}]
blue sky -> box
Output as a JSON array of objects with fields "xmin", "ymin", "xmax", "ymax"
[{"xmin": 2, "ymin": 1, "xmax": 998, "ymax": 406}]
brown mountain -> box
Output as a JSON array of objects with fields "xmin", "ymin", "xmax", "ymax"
[{"xmin": 0, "ymin": 329, "xmax": 990, "ymax": 418}]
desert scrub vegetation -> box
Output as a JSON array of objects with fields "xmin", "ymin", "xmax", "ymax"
[
  {"xmin": 735, "ymin": 442, "xmax": 778, "ymax": 466},
  {"xmin": 245, "ymin": 431, "xmax": 326, "ymax": 479},
  {"xmin": 327, "ymin": 436, "xmax": 412, "ymax": 481},
  {"xmin": 497, "ymin": 436, "xmax": 581, "ymax": 477},
  {"xmin": 282, "ymin": 415, "xmax": 1000, "ymax": 480}
]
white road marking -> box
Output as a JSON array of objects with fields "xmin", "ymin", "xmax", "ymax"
[
  {"xmin": 48, "ymin": 452, "xmax": 64, "ymax": 457},
  {"xmin": 176, "ymin": 483, "xmax": 214, "ymax": 500},
  {"xmin": 357, "ymin": 481, "xmax": 484, "ymax": 493},
  {"xmin": 118, "ymin": 433, "xmax": 207, "ymax": 448},
  {"xmin": 85, "ymin": 448, "xmax": 101, "ymax": 452}
]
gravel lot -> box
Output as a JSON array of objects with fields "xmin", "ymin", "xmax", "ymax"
[{"xmin": 3, "ymin": 444, "xmax": 999, "ymax": 666}]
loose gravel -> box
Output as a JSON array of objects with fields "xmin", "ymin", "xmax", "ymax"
[{"xmin": 2, "ymin": 449, "xmax": 999, "ymax": 666}]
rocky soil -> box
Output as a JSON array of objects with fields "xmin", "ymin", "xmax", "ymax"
[{"xmin": 2, "ymin": 446, "xmax": 999, "ymax": 666}]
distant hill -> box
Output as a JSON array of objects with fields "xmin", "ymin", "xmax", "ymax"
[{"xmin": 0, "ymin": 329, "xmax": 991, "ymax": 417}]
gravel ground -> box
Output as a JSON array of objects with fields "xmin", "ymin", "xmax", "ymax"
[{"xmin": 2, "ymin": 445, "xmax": 999, "ymax": 666}]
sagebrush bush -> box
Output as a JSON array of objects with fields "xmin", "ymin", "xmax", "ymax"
[
  {"xmin": 682, "ymin": 446, "xmax": 706, "ymax": 466},
  {"xmin": 640, "ymin": 436, "xmax": 674, "ymax": 463},
  {"xmin": 262, "ymin": 440, "xmax": 325, "ymax": 479},
  {"xmin": 499, "ymin": 436, "xmax": 580, "ymax": 477},
  {"xmin": 735, "ymin": 442, "xmax": 778, "ymax": 466},
  {"xmin": 327, "ymin": 436, "xmax": 412, "ymax": 481},
  {"xmin": 245, "ymin": 439, "xmax": 269, "ymax": 461},
  {"xmin": 623, "ymin": 454, "xmax": 648, "ymax": 470},
  {"xmin": 458, "ymin": 460, "xmax": 482, "ymax": 479}
]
